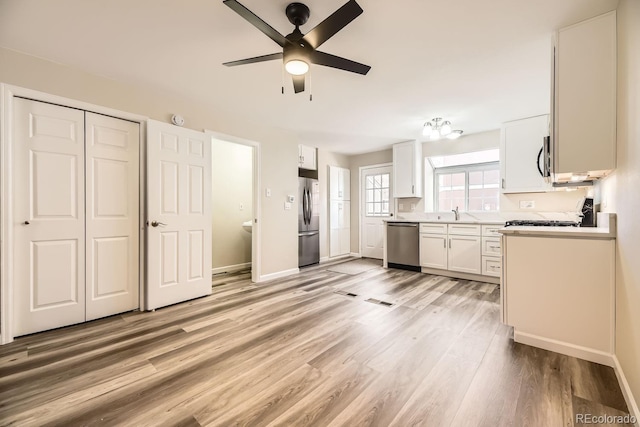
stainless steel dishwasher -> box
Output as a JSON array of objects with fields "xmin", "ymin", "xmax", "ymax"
[{"xmin": 387, "ymin": 222, "xmax": 420, "ymax": 271}]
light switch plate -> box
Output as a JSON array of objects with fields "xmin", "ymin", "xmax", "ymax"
[
  {"xmin": 519, "ymin": 200, "xmax": 535, "ymax": 209},
  {"xmin": 284, "ymin": 202, "xmax": 292, "ymax": 210},
  {"xmin": 265, "ymin": 188, "xmax": 271, "ymax": 197}
]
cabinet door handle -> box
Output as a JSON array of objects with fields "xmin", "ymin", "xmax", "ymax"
[
  {"xmin": 443, "ymin": 238, "xmax": 446, "ymax": 248},
  {"xmin": 412, "ymin": 184, "xmax": 415, "ymax": 194},
  {"xmin": 501, "ymin": 178, "xmax": 505, "ymax": 189},
  {"xmin": 449, "ymin": 239, "xmax": 451, "ymax": 249}
]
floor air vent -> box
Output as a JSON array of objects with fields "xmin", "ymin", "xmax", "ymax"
[
  {"xmin": 334, "ymin": 290, "xmax": 358, "ymax": 297},
  {"xmin": 365, "ymin": 298, "xmax": 394, "ymax": 307}
]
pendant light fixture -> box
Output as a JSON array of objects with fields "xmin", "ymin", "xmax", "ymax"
[{"xmin": 422, "ymin": 118, "xmax": 464, "ymax": 140}]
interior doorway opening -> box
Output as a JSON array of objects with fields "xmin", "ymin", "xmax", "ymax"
[{"xmin": 208, "ymin": 133, "xmax": 260, "ymax": 284}]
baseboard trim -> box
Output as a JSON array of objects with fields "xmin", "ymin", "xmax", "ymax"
[
  {"xmin": 514, "ymin": 331, "xmax": 614, "ymax": 367},
  {"xmin": 349, "ymin": 252, "xmax": 362, "ymax": 258},
  {"xmin": 328, "ymin": 254, "xmax": 351, "ymax": 261},
  {"xmin": 420, "ymin": 267, "xmax": 500, "ymax": 284},
  {"xmin": 257, "ymin": 268, "xmax": 299, "ymax": 283},
  {"xmin": 319, "ymin": 256, "xmax": 329, "ymax": 263},
  {"xmin": 211, "ymin": 262, "xmax": 251, "ymax": 275},
  {"xmin": 613, "ymin": 355, "xmax": 640, "ymax": 424}
]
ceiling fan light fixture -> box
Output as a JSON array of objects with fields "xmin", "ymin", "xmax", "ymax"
[
  {"xmin": 446, "ymin": 130, "xmax": 464, "ymax": 140},
  {"xmin": 430, "ymin": 129, "xmax": 441, "ymax": 140},
  {"xmin": 422, "ymin": 122, "xmax": 432, "ymax": 136},
  {"xmin": 285, "ymin": 59, "xmax": 309, "ymax": 75}
]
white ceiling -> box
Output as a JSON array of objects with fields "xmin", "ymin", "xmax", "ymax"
[{"xmin": 0, "ymin": 0, "xmax": 618, "ymax": 154}]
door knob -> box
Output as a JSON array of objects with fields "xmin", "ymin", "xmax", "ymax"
[
  {"xmin": 23, "ymin": 221, "xmax": 30, "ymax": 225},
  {"xmin": 150, "ymin": 221, "xmax": 167, "ymax": 227}
]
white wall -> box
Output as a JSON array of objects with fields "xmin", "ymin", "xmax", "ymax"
[
  {"xmin": 0, "ymin": 47, "xmax": 299, "ymax": 278},
  {"xmin": 599, "ymin": 0, "xmax": 640, "ymax": 415},
  {"xmin": 317, "ymin": 149, "xmax": 349, "ymax": 260},
  {"xmin": 211, "ymin": 139, "xmax": 252, "ymax": 271}
]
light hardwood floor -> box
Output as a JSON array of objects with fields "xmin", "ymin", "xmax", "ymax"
[{"xmin": 0, "ymin": 258, "xmax": 632, "ymax": 426}]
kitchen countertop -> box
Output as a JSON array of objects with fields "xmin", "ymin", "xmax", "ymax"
[
  {"xmin": 384, "ymin": 219, "xmax": 505, "ymax": 225},
  {"xmin": 498, "ymin": 213, "xmax": 616, "ymax": 240}
]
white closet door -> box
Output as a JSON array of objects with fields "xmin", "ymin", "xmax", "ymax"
[
  {"xmin": 85, "ymin": 112, "xmax": 140, "ymax": 321},
  {"xmin": 146, "ymin": 120, "xmax": 212, "ymax": 310},
  {"xmin": 13, "ymin": 98, "xmax": 86, "ymax": 336}
]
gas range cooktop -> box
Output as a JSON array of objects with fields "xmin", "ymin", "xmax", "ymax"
[{"xmin": 504, "ymin": 220, "xmax": 580, "ymax": 227}]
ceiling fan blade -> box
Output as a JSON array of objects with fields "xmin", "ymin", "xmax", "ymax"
[
  {"xmin": 292, "ymin": 75, "xmax": 305, "ymax": 93},
  {"xmin": 303, "ymin": 0, "xmax": 363, "ymax": 49},
  {"xmin": 223, "ymin": 0, "xmax": 289, "ymax": 47},
  {"xmin": 223, "ymin": 52, "xmax": 283, "ymax": 67},
  {"xmin": 310, "ymin": 51, "xmax": 371, "ymax": 75}
]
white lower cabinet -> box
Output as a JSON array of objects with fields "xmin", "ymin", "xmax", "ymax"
[
  {"xmin": 330, "ymin": 200, "xmax": 350, "ymax": 257},
  {"xmin": 447, "ymin": 235, "xmax": 481, "ymax": 274},
  {"xmin": 419, "ymin": 234, "xmax": 447, "ymax": 269},
  {"xmin": 419, "ymin": 222, "xmax": 502, "ymax": 279}
]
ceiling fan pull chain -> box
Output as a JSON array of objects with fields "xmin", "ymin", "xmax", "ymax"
[
  {"xmin": 309, "ymin": 67, "xmax": 312, "ymax": 101},
  {"xmin": 281, "ymin": 63, "xmax": 285, "ymax": 94}
]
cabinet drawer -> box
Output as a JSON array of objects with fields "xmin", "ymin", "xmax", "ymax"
[
  {"xmin": 448, "ymin": 224, "xmax": 481, "ymax": 236},
  {"xmin": 419, "ymin": 223, "xmax": 447, "ymax": 234},
  {"xmin": 482, "ymin": 237, "xmax": 501, "ymax": 256},
  {"xmin": 482, "ymin": 256, "xmax": 501, "ymax": 277},
  {"xmin": 482, "ymin": 224, "xmax": 504, "ymax": 237}
]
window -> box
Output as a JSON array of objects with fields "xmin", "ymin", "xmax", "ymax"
[
  {"xmin": 428, "ymin": 149, "xmax": 500, "ymax": 212},
  {"xmin": 365, "ymin": 173, "xmax": 391, "ymax": 216}
]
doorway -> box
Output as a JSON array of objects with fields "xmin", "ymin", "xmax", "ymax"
[
  {"xmin": 360, "ymin": 164, "xmax": 394, "ymax": 259},
  {"xmin": 207, "ymin": 132, "xmax": 260, "ymax": 284}
]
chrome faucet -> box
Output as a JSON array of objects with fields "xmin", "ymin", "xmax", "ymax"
[{"xmin": 452, "ymin": 206, "xmax": 460, "ymax": 221}]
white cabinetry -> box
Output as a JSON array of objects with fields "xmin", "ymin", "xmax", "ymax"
[
  {"xmin": 419, "ymin": 223, "xmax": 483, "ymax": 275},
  {"xmin": 552, "ymin": 11, "xmax": 616, "ymax": 182},
  {"xmin": 393, "ymin": 141, "xmax": 422, "ymax": 198},
  {"xmin": 447, "ymin": 225, "xmax": 481, "ymax": 274},
  {"xmin": 329, "ymin": 165, "xmax": 351, "ymax": 257},
  {"xmin": 500, "ymin": 115, "xmax": 551, "ymax": 193},
  {"xmin": 330, "ymin": 201, "xmax": 350, "ymax": 257},
  {"xmin": 298, "ymin": 144, "xmax": 317, "ymax": 170},
  {"xmin": 329, "ymin": 166, "xmax": 350, "ymax": 201},
  {"xmin": 481, "ymin": 225, "xmax": 502, "ymax": 277},
  {"xmin": 502, "ymin": 234, "xmax": 614, "ymax": 364}
]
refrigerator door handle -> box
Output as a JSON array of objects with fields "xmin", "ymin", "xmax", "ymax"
[
  {"xmin": 299, "ymin": 231, "xmax": 319, "ymax": 237},
  {"xmin": 305, "ymin": 187, "xmax": 312, "ymax": 224}
]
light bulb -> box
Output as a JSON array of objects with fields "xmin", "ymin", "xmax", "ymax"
[
  {"xmin": 446, "ymin": 130, "xmax": 463, "ymax": 140},
  {"xmin": 285, "ymin": 60, "xmax": 309, "ymax": 75},
  {"xmin": 430, "ymin": 128, "xmax": 441, "ymax": 140},
  {"xmin": 422, "ymin": 122, "xmax": 432, "ymax": 136},
  {"xmin": 441, "ymin": 121, "xmax": 452, "ymax": 135}
]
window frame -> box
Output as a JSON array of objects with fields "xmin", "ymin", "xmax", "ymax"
[
  {"xmin": 433, "ymin": 161, "xmax": 500, "ymax": 212},
  {"xmin": 364, "ymin": 172, "xmax": 391, "ymax": 217}
]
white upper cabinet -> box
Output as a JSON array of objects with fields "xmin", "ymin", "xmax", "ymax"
[
  {"xmin": 298, "ymin": 144, "xmax": 317, "ymax": 170},
  {"xmin": 500, "ymin": 115, "xmax": 552, "ymax": 193},
  {"xmin": 552, "ymin": 11, "xmax": 616, "ymax": 183},
  {"xmin": 329, "ymin": 166, "xmax": 350, "ymax": 201},
  {"xmin": 393, "ymin": 141, "xmax": 422, "ymax": 198}
]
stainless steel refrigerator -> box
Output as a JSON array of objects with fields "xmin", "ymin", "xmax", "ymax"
[{"xmin": 298, "ymin": 177, "xmax": 320, "ymax": 267}]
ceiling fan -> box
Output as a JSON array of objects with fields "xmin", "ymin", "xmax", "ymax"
[{"xmin": 222, "ymin": 0, "xmax": 371, "ymax": 94}]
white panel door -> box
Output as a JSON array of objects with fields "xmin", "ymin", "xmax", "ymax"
[
  {"xmin": 85, "ymin": 112, "xmax": 140, "ymax": 320},
  {"xmin": 361, "ymin": 166, "xmax": 393, "ymax": 259},
  {"xmin": 13, "ymin": 98, "xmax": 86, "ymax": 336},
  {"xmin": 146, "ymin": 120, "xmax": 212, "ymax": 310}
]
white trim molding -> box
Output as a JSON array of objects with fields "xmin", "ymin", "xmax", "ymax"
[
  {"xmin": 613, "ymin": 355, "xmax": 640, "ymax": 425},
  {"xmin": 514, "ymin": 331, "xmax": 614, "ymax": 367},
  {"xmin": 211, "ymin": 262, "xmax": 251, "ymax": 275},
  {"xmin": 257, "ymin": 268, "xmax": 299, "ymax": 283}
]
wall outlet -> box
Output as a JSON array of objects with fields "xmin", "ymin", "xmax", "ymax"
[
  {"xmin": 399, "ymin": 203, "xmax": 404, "ymax": 210},
  {"xmin": 265, "ymin": 188, "xmax": 271, "ymax": 197},
  {"xmin": 239, "ymin": 203, "xmax": 244, "ymax": 211},
  {"xmin": 284, "ymin": 202, "xmax": 292, "ymax": 210},
  {"xmin": 519, "ymin": 200, "xmax": 535, "ymax": 209},
  {"xmin": 410, "ymin": 203, "xmax": 416, "ymax": 211}
]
